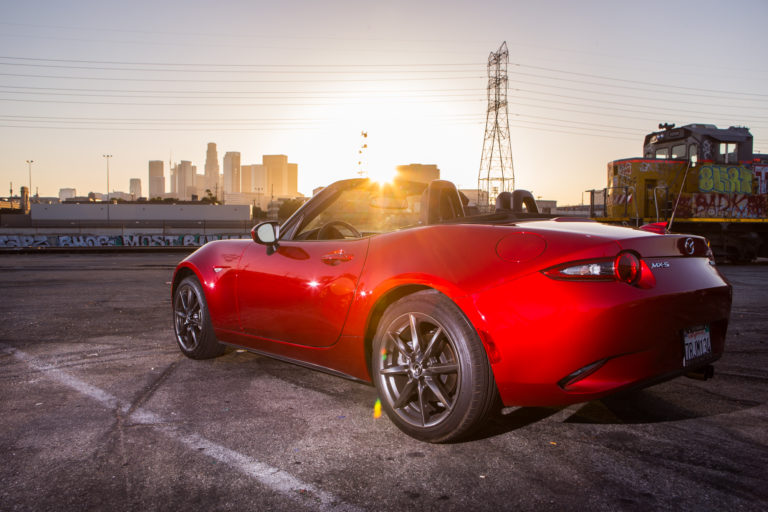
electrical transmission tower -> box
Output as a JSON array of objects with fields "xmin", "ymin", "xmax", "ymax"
[{"xmin": 478, "ymin": 41, "xmax": 515, "ymax": 210}]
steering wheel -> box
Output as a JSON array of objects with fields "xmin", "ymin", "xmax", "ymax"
[{"xmin": 317, "ymin": 220, "xmax": 362, "ymax": 240}]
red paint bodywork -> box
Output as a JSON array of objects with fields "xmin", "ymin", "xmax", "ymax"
[{"xmin": 173, "ymin": 213, "xmax": 731, "ymax": 407}]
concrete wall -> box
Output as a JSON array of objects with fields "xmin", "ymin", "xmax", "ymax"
[
  {"xmin": 31, "ymin": 203, "xmax": 251, "ymax": 222},
  {"xmin": 0, "ymin": 232, "xmax": 250, "ymax": 249}
]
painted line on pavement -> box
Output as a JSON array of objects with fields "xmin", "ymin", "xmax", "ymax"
[{"xmin": 1, "ymin": 343, "xmax": 362, "ymax": 512}]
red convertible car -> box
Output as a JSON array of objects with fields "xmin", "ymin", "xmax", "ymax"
[{"xmin": 172, "ymin": 178, "xmax": 731, "ymax": 442}]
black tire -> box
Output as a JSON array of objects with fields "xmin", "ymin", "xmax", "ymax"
[
  {"xmin": 173, "ymin": 276, "xmax": 224, "ymax": 359},
  {"xmin": 372, "ymin": 290, "xmax": 498, "ymax": 442}
]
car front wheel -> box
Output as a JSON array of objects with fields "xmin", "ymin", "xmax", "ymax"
[
  {"xmin": 173, "ymin": 276, "xmax": 224, "ymax": 359},
  {"xmin": 372, "ymin": 290, "xmax": 498, "ymax": 442}
]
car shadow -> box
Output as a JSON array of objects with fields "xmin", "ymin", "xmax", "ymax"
[{"xmin": 468, "ymin": 383, "xmax": 762, "ymax": 442}]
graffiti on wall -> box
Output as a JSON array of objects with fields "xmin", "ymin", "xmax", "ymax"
[
  {"xmin": 698, "ymin": 165, "xmax": 753, "ymax": 194},
  {"xmin": 677, "ymin": 193, "xmax": 767, "ymax": 219},
  {"xmin": 610, "ymin": 162, "xmax": 637, "ymax": 201},
  {"xmin": 0, "ymin": 233, "xmax": 248, "ymax": 249},
  {"xmin": 755, "ymin": 165, "xmax": 768, "ymax": 195},
  {"xmin": 617, "ymin": 162, "xmax": 633, "ymax": 177}
]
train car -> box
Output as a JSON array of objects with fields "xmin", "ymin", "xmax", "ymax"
[{"xmin": 590, "ymin": 123, "xmax": 768, "ymax": 262}]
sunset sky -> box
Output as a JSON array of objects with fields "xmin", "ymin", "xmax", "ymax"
[{"xmin": 1, "ymin": 0, "xmax": 766, "ymax": 204}]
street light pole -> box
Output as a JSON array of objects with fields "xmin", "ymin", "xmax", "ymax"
[
  {"xmin": 25, "ymin": 160, "xmax": 33, "ymax": 199},
  {"xmin": 103, "ymin": 154, "xmax": 112, "ymax": 224}
]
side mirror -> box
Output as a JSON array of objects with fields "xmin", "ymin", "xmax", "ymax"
[{"xmin": 251, "ymin": 221, "xmax": 279, "ymax": 252}]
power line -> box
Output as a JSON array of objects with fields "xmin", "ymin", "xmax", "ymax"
[
  {"xmin": 509, "ymin": 94, "xmax": 768, "ymax": 123},
  {"xmin": 0, "ymin": 117, "xmax": 640, "ymax": 142},
  {"xmin": 1, "ymin": 89, "xmax": 760, "ymax": 123},
  {"xmin": 0, "ymin": 84, "xmax": 486, "ymax": 97},
  {"xmin": 0, "ymin": 71, "xmax": 484, "ymax": 83},
  {"xmin": 507, "ymin": 80, "xmax": 768, "ymax": 108},
  {"xmin": 0, "ymin": 87, "xmax": 484, "ymax": 101},
  {"xmin": 1, "ymin": 54, "xmax": 763, "ymax": 99},
  {"xmin": 515, "ymin": 62, "xmax": 768, "ymax": 98},
  {"xmin": 0, "ymin": 61, "xmax": 483, "ymax": 75},
  {"xmin": 0, "ymin": 55, "xmax": 481, "ymax": 69},
  {"xmin": 0, "ymin": 97, "xmax": 485, "ymax": 107},
  {"xmin": 1, "ymin": 81, "xmax": 765, "ymax": 115}
]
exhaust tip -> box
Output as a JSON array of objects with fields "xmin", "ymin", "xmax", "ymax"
[{"xmin": 685, "ymin": 364, "xmax": 715, "ymax": 381}]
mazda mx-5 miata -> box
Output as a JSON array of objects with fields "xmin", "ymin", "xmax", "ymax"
[{"xmin": 172, "ymin": 178, "xmax": 731, "ymax": 442}]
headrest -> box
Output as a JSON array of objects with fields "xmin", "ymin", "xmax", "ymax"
[{"xmin": 420, "ymin": 180, "xmax": 465, "ymax": 224}]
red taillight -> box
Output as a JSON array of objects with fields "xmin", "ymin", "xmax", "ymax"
[
  {"xmin": 544, "ymin": 251, "xmax": 648, "ymax": 287},
  {"xmin": 542, "ymin": 259, "xmax": 614, "ymax": 281},
  {"xmin": 614, "ymin": 252, "xmax": 640, "ymax": 284}
]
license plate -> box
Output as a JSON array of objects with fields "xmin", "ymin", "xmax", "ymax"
[{"xmin": 683, "ymin": 325, "xmax": 712, "ymax": 367}]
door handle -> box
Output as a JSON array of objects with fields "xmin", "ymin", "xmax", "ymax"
[{"xmin": 321, "ymin": 250, "xmax": 353, "ymax": 265}]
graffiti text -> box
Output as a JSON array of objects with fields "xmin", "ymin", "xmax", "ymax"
[{"xmin": 698, "ymin": 165, "xmax": 752, "ymax": 194}]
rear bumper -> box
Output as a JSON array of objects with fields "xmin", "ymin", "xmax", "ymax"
[{"xmin": 467, "ymin": 260, "xmax": 731, "ymax": 406}]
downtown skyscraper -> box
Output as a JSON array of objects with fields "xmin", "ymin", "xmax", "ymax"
[{"xmin": 204, "ymin": 142, "xmax": 220, "ymax": 197}]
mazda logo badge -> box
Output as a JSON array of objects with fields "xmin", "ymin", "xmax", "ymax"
[{"xmin": 684, "ymin": 238, "xmax": 695, "ymax": 255}]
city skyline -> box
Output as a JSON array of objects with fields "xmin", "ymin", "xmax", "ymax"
[
  {"xmin": 1, "ymin": 1, "xmax": 766, "ymax": 204},
  {"xmin": 21, "ymin": 143, "xmax": 301, "ymax": 209}
]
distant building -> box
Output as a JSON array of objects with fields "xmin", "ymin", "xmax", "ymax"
[
  {"xmin": 536, "ymin": 199, "xmax": 556, "ymax": 214},
  {"xmin": 59, "ymin": 188, "xmax": 77, "ymax": 201},
  {"xmin": 396, "ymin": 164, "xmax": 440, "ymax": 184},
  {"xmin": 129, "ymin": 179, "xmax": 142, "ymax": 200},
  {"xmin": 226, "ymin": 164, "xmax": 302, "ymax": 212},
  {"xmin": 170, "ymin": 163, "xmax": 177, "ymax": 196},
  {"xmin": 241, "ymin": 164, "xmax": 266, "ymax": 193},
  {"xmin": 222, "ymin": 155, "xmax": 298, "ymax": 207},
  {"xmin": 174, "ymin": 160, "xmax": 197, "ymax": 199},
  {"xmin": 287, "ymin": 163, "xmax": 298, "ymax": 196},
  {"xmin": 110, "ymin": 191, "xmax": 133, "ymax": 201},
  {"xmin": 204, "ymin": 143, "xmax": 220, "ymax": 196},
  {"xmin": 172, "ymin": 161, "xmax": 196, "ymax": 200},
  {"xmin": 189, "ymin": 164, "xmax": 198, "ymax": 199},
  {"xmin": 223, "ymin": 152, "xmax": 241, "ymax": 194},
  {"xmin": 240, "ymin": 164, "xmax": 268, "ymax": 209},
  {"xmin": 263, "ymin": 155, "xmax": 298, "ymax": 198},
  {"xmin": 459, "ymin": 188, "xmax": 489, "ymax": 210},
  {"xmin": 554, "ymin": 204, "xmax": 591, "ymax": 217},
  {"xmin": 148, "ymin": 160, "xmax": 164, "ymax": 198}
]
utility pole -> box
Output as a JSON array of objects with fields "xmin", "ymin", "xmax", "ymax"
[
  {"xmin": 103, "ymin": 154, "xmax": 112, "ymax": 224},
  {"xmin": 478, "ymin": 42, "xmax": 515, "ymax": 211},
  {"xmin": 26, "ymin": 160, "xmax": 33, "ymax": 200}
]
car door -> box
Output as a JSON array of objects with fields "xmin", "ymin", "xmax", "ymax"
[{"xmin": 236, "ymin": 238, "xmax": 369, "ymax": 347}]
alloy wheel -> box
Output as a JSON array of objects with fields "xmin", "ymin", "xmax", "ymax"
[
  {"xmin": 174, "ymin": 283, "xmax": 203, "ymax": 352},
  {"xmin": 378, "ymin": 312, "xmax": 460, "ymax": 428}
]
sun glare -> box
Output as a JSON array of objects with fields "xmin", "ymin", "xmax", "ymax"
[{"xmin": 367, "ymin": 165, "xmax": 398, "ymax": 185}]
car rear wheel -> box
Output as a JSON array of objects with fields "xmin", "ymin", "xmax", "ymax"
[
  {"xmin": 372, "ymin": 290, "xmax": 498, "ymax": 442},
  {"xmin": 173, "ymin": 276, "xmax": 224, "ymax": 359}
]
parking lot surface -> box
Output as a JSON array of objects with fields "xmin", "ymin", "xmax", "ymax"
[{"xmin": 1, "ymin": 253, "xmax": 767, "ymax": 511}]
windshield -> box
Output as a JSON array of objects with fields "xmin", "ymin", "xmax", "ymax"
[{"xmin": 295, "ymin": 180, "xmax": 427, "ymax": 240}]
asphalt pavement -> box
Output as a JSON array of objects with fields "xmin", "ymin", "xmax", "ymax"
[{"xmin": 1, "ymin": 253, "xmax": 766, "ymax": 511}]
